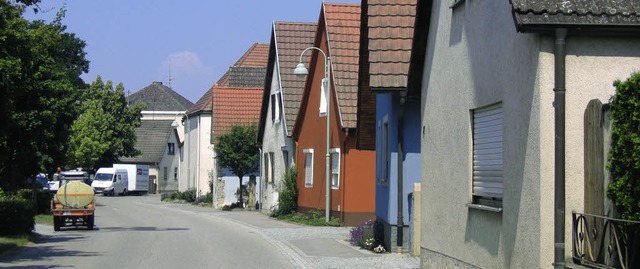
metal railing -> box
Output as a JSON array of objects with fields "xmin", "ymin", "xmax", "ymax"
[{"xmin": 572, "ymin": 211, "xmax": 640, "ymax": 269}]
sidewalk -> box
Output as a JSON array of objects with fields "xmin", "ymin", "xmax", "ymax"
[
  {"xmin": 36, "ymin": 198, "xmax": 420, "ymax": 269},
  {"xmin": 214, "ymin": 210, "xmax": 420, "ymax": 269}
]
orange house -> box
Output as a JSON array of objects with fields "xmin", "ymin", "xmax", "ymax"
[{"xmin": 292, "ymin": 2, "xmax": 375, "ymax": 226}]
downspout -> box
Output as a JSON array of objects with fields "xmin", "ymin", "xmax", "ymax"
[
  {"xmin": 397, "ymin": 93, "xmax": 406, "ymax": 250},
  {"xmin": 553, "ymin": 28, "xmax": 568, "ymax": 269},
  {"xmin": 341, "ymin": 130, "xmax": 349, "ymax": 222}
]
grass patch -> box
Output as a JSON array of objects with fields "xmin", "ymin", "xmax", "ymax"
[
  {"xmin": 0, "ymin": 233, "xmax": 39, "ymax": 259},
  {"xmin": 273, "ymin": 212, "xmax": 342, "ymax": 227},
  {"xmin": 35, "ymin": 212, "xmax": 53, "ymax": 226}
]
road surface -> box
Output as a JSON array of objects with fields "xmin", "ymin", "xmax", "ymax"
[{"xmin": 0, "ymin": 194, "xmax": 295, "ymax": 269}]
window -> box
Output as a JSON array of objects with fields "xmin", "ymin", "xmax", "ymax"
[
  {"xmin": 319, "ymin": 78, "xmax": 327, "ymax": 116},
  {"xmin": 330, "ymin": 148, "xmax": 340, "ymax": 189},
  {"xmin": 265, "ymin": 152, "xmax": 274, "ymax": 183},
  {"xmin": 163, "ymin": 167, "xmax": 168, "ymax": 181},
  {"xmin": 377, "ymin": 116, "xmax": 389, "ymax": 183},
  {"xmin": 271, "ymin": 92, "xmax": 280, "ymax": 123},
  {"xmin": 304, "ymin": 149, "xmax": 314, "ymax": 187},
  {"xmin": 472, "ymin": 103, "xmax": 503, "ymax": 208},
  {"xmin": 282, "ymin": 150, "xmax": 289, "ymax": 170},
  {"xmin": 174, "ymin": 167, "xmax": 178, "ymax": 181},
  {"xmin": 269, "ymin": 152, "xmax": 275, "ymax": 183},
  {"xmin": 168, "ymin": 143, "xmax": 175, "ymax": 155}
]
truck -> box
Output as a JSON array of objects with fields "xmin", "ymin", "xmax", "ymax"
[
  {"xmin": 51, "ymin": 179, "xmax": 96, "ymax": 231},
  {"xmin": 48, "ymin": 170, "xmax": 90, "ymax": 193},
  {"xmin": 91, "ymin": 167, "xmax": 128, "ymax": 196},
  {"xmin": 113, "ymin": 164, "xmax": 149, "ymax": 195}
]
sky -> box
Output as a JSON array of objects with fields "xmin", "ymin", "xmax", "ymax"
[{"xmin": 25, "ymin": 0, "xmax": 361, "ymax": 103}]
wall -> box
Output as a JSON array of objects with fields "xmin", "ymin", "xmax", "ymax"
[
  {"xmin": 195, "ymin": 113, "xmax": 214, "ymax": 197},
  {"xmin": 261, "ymin": 65, "xmax": 295, "ymax": 214},
  {"xmin": 420, "ymin": 0, "xmax": 640, "ymax": 268},
  {"xmin": 420, "ymin": 0, "xmax": 543, "ymax": 268}
]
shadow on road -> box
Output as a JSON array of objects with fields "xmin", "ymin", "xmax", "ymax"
[
  {"xmin": 99, "ymin": 226, "xmax": 188, "ymax": 232},
  {"xmin": 0, "ymin": 234, "xmax": 99, "ymax": 264}
]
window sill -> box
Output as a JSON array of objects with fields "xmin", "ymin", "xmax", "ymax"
[{"xmin": 466, "ymin": 203, "xmax": 502, "ymax": 213}]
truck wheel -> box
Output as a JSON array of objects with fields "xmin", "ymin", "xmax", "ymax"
[
  {"xmin": 53, "ymin": 216, "xmax": 61, "ymax": 231},
  {"xmin": 87, "ymin": 215, "xmax": 94, "ymax": 230},
  {"xmin": 121, "ymin": 189, "xmax": 127, "ymax": 196}
]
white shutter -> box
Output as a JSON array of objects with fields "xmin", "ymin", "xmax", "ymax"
[
  {"xmin": 473, "ymin": 103, "xmax": 503, "ymax": 199},
  {"xmin": 319, "ymin": 78, "xmax": 327, "ymax": 116}
]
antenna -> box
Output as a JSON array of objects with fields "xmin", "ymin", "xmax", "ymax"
[{"xmin": 168, "ymin": 58, "xmax": 175, "ymax": 88}]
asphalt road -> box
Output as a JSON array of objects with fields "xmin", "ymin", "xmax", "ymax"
[{"xmin": 0, "ymin": 194, "xmax": 295, "ymax": 269}]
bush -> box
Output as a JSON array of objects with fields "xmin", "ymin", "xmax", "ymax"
[
  {"xmin": 180, "ymin": 188, "xmax": 197, "ymax": 203},
  {"xmin": 16, "ymin": 189, "xmax": 53, "ymax": 214},
  {"xmin": 0, "ymin": 196, "xmax": 35, "ymax": 236},
  {"xmin": 271, "ymin": 166, "xmax": 297, "ymax": 217},
  {"xmin": 608, "ymin": 72, "xmax": 640, "ymax": 220},
  {"xmin": 349, "ymin": 219, "xmax": 385, "ymax": 253}
]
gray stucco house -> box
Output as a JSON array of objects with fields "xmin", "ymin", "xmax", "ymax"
[{"xmin": 419, "ymin": 0, "xmax": 640, "ymax": 268}]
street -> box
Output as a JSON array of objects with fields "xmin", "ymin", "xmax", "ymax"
[
  {"xmin": 0, "ymin": 195, "xmax": 295, "ymax": 269},
  {"xmin": 0, "ymin": 194, "xmax": 419, "ymax": 269}
]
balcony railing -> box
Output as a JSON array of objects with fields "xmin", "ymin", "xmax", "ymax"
[{"xmin": 572, "ymin": 211, "xmax": 640, "ymax": 269}]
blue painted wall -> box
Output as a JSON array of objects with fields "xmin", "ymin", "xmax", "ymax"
[{"xmin": 375, "ymin": 94, "xmax": 421, "ymax": 225}]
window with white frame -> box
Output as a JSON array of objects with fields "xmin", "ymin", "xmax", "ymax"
[
  {"xmin": 330, "ymin": 148, "xmax": 340, "ymax": 189},
  {"xmin": 472, "ymin": 103, "xmax": 503, "ymax": 208},
  {"xmin": 304, "ymin": 149, "xmax": 314, "ymax": 187}
]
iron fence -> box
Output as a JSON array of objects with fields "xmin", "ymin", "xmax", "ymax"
[{"xmin": 572, "ymin": 211, "xmax": 640, "ymax": 269}]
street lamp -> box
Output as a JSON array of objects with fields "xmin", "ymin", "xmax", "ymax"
[
  {"xmin": 171, "ymin": 112, "xmax": 189, "ymax": 193},
  {"xmin": 294, "ymin": 47, "xmax": 331, "ymax": 222}
]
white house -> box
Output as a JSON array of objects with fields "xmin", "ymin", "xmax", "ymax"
[{"xmin": 257, "ymin": 21, "xmax": 316, "ymax": 214}]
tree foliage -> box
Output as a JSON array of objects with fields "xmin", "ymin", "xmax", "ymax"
[
  {"xmin": 67, "ymin": 76, "xmax": 143, "ymax": 171},
  {"xmin": 608, "ymin": 72, "xmax": 640, "ymax": 221},
  {"xmin": 0, "ymin": 1, "xmax": 89, "ymax": 190},
  {"xmin": 216, "ymin": 123, "xmax": 259, "ymax": 206}
]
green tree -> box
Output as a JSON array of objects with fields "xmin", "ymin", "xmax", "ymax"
[
  {"xmin": 0, "ymin": 1, "xmax": 89, "ymax": 190},
  {"xmin": 216, "ymin": 123, "xmax": 259, "ymax": 206},
  {"xmin": 67, "ymin": 76, "xmax": 143, "ymax": 171},
  {"xmin": 608, "ymin": 72, "xmax": 640, "ymax": 221}
]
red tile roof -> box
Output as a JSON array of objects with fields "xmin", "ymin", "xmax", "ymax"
[
  {"xmin": 368, "ymin": 0, "xmax": 416, "ymax": 88},
  {"xmin": 324, "ymin": 2, "xmax": 361, "ymax": 129},
  {"xmin": 216, "ymin": 43, "xmax": 270, "ymax": 86},
  {"xmin": 212, "ymin": 87, "xmax": 263, "ymax": 138},
  {"xmin": 232, "ymin": 43, "xmax": 270, "ymax": 67}
]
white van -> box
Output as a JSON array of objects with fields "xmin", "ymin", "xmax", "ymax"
[{"xmin": 91, "ymin": 168, "xmax": 128, "ymax": 196}]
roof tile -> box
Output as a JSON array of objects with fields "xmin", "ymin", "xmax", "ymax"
[
  {"xmin": 324, "ymin": 2, "xmax": 361, "ymax": 129},
  {"xmin": 511, "ymin": 0, "xmax": 640, "ymax": 30},
  {"xmin": 274, "ymin": 21, "xmax": 318, "ymax": 134},
  {"xmin": 127, "ymin": 82, "xmax": 194, "ymax": 111},
  {"xmin": 212, "ymin": 87, "xmax": 263, "ymax": 138}
]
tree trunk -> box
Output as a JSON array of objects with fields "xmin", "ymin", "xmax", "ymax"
[{"xmin": 238, "ymin": 176, "xmax": 243, "ymax": 207}]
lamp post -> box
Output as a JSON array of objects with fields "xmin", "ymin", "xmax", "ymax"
[
  {"xmin": 171, "ymin": 112, "xmax": 189, "ymax": 193},
  {"xmin": 294, "ymin": 47, "xmax": 331, "ymax": 222}
]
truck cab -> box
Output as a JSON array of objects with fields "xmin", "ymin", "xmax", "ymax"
[
  {"xmin": 91, "ymin": 168, "xmax": 128, "ymax": 196},
  {"xmin": 48, "ymin": 169, "xmax": 89, "ymax": 193}
]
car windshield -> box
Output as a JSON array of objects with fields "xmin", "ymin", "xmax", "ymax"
[{"xmin": 94, "ymin": 173, "xmax": 113, "ymax": 181}]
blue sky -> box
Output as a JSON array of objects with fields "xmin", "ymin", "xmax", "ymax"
[{"xmin": 25, "ymin": 1, "xmax": 360, "ymax": 103}]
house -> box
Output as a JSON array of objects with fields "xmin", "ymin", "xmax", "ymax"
[
  {"xmin": 210, "ymin": 43, "xmax": 268, "ymax": 208},
  {"xmin": 419, "ymin": 0, "xmax": 640, "ymax": 268},
  {"xmin": 293, "ymin": 2, "xmax": 375, "ymax": 227},
  {"xmin": 123, "ymin": 81, "xmax": 194, "ymax": 193},
  {"xmin": 257, "ymin": 21, "xmax": 317, "ymax": 214},
  {"xmin": 212, "ymin": 87, "xmax": 263, "ymax": 207},
  {"xmin": 357, "ymin": 0, "xmax": 424, "ymax": 253},
  {"xmin": 179, "ymin": 88, "xmax": 214, "ymax": 198}
]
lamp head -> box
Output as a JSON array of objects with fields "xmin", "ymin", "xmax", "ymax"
[
  {"xmin": 171, "ymin": 120, "xmax": 179, "ymax": 128},
  {"xmin": 293, "ymin": 62, "xmax": 309, "ymax": 77}
]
